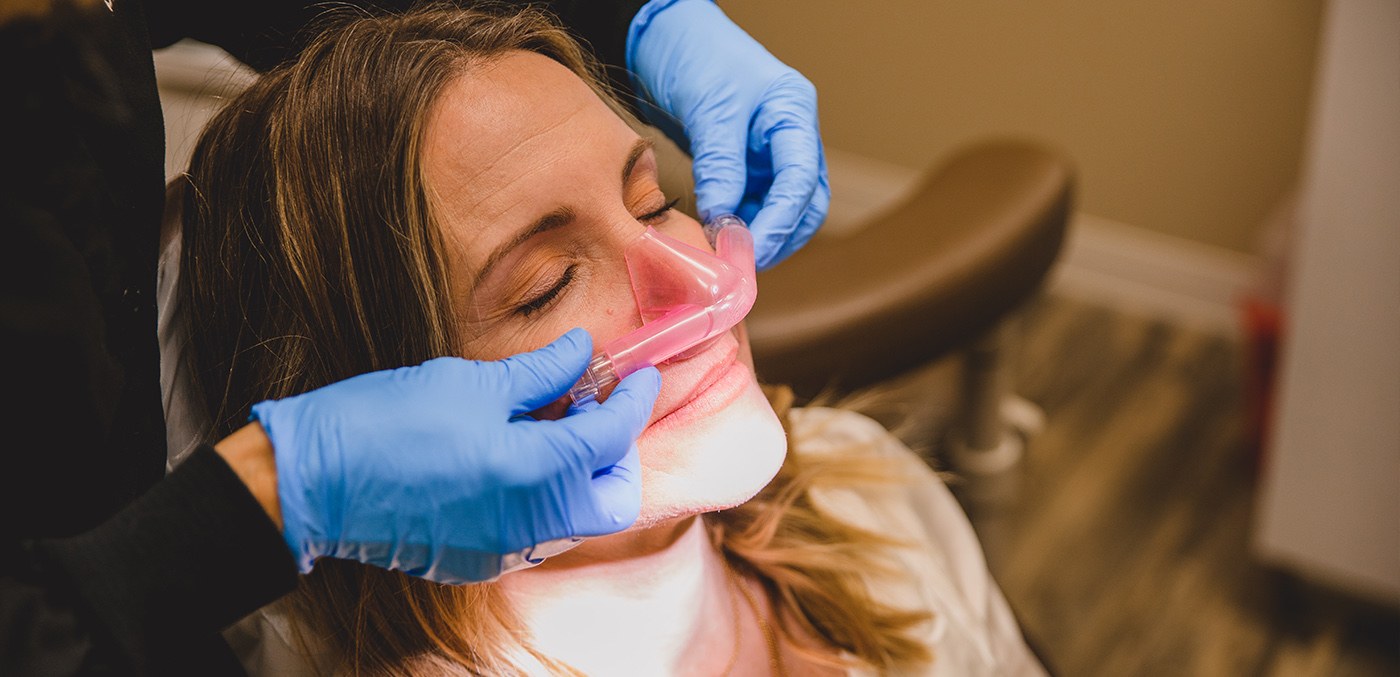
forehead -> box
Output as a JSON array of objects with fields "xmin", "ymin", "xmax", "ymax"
[{"xmin": 422, "ymin": 50, "xmax": 635, "ymax": 225}]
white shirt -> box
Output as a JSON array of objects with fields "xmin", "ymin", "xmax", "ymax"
[{"xmin": 791, "ymin": 406, "xmax": 1045, "ymax": 676}]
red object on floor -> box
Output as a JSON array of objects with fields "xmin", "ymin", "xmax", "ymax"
[{"xmin": 1240, "ymin": 295, "xmax": 1284, "ymax": 474}]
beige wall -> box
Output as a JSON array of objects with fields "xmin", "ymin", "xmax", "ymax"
[{"xmin": 725, "ymin": 0, "xmax": 1324, "ymax": 254}]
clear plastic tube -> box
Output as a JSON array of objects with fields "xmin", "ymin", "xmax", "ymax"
[{"xmin": 568, "ymin": 214, "xmax": 756, "ymax": 406}]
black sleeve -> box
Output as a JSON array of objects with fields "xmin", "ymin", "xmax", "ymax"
[
  {"xmin": 3, "ymin": 448, "xmax": 299, "ymax": 675},
  {"xmin": 143, "ymin": 0, "xmax": 648, "ymax": 97}
]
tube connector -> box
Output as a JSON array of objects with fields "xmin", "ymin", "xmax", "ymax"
[
  {"xmin": 703, "ymin": 213, "xmax": 746, "ymax": 245},
  {"xmin": 569, "ymin": 353, "xmax": 619, "ymax": 406}
]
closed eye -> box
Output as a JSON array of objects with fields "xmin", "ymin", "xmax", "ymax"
[
  {"xmin": 638, "ymin": 197, "xmax": 680, "ymax": 224},
  {"xmin": 516, "ymin": 264, "xmax": 576, "ymax": 318},
  {"xmin": 513, "ymin": 195, "xmax": 676, "ymax": 319}
]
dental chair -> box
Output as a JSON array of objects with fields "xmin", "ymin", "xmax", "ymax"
[{"xmin": 748, "ymin": 139, "xmax": 1074, "ymax": 475}]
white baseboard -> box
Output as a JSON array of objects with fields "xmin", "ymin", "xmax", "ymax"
[
  {"xmin": 1051, "ymin": 214, "xmax": 1260, "ymax": 336},
  {"xmin": 825, "ymin": 149, "xmax": 1262, "ymax": 337}
]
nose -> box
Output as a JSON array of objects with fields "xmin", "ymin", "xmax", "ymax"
[
  {"xmin": 625, "ymin": 216, "xmax": 752, "ymax": 325},
  {"xmin": 569, "ymin": 216, "xmax": 755, "ymax": 405}
]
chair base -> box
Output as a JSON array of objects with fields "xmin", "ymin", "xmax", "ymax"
[
  {"xmin": 947, "ymin": 428, "xmax": 1024, "ymax": 475},
  {"xmin": 946, "ymin": 395, "xmax": 1045, "ymax": 475},
  {"xmin": 944, "ymin": 314, "xmax": 1046, "ymax": 477}
]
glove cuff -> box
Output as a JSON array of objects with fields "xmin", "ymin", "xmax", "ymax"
[{"xmin": 250, "ymin": 398, "xmax": 325, "ymax": 573}]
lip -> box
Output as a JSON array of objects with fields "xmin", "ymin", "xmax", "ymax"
[{"xmin": 646, "ymin": 332, "xmax": 750, "ymax": 433}]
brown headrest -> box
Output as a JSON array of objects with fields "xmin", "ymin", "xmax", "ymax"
[{"xmin": 747, "ymin": 139, "xmax": 1075, "ymax": 396}]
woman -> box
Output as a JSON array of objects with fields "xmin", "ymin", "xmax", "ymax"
[{"xmin": 168, "ymin": 5, "xmax": 1043, "ymax": 674}]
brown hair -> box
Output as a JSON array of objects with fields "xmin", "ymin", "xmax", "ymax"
[{"xmin": 179, "ymin": 5, "xmax": 931, "ymax": 674}]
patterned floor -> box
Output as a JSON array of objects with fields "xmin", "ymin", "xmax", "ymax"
[{"xmin": 848, "ymin": 294, "xmax": 1399, "ymax": 676}]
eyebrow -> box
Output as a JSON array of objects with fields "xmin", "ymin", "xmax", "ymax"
[
  {"xmin": 622, "ymin": 137, "xmax": 654, "ymax": 185},
  {"xmin": 473, "ymin": 207, "xmax": 575, "ymax": 289},
  {"xmin": 472, "ymin": 138, "xmax": 655, "ymax": 289}
]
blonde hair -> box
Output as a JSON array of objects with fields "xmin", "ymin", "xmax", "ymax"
[{"xmin": 179, "ymin": 5, "xmax": 931, "ymax": 674}]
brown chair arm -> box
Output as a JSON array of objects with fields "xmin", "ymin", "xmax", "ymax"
[{"xmin": 747, "ymin": 138, "xmax": 1075, "ymax": 396}]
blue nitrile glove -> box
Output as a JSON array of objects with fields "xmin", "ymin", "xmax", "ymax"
[
  {"xmin": 628, "ymin": 0, "xmax": 831, "ymax": 271},
  {"xmin": 249, "ymin": 328, "xmax": 661, "ymax": 584}
]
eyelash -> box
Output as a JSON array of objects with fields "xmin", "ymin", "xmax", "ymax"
[
  {"xmin": 639, "ymin": 197, "xmax": 681, "ymax": 224},
  {"xmin": 513, "ymin": 197, "xmax": 678, "ymax": 319},
  {"xmin": 517, "ymin": 264, "xmax": 576, "ymax": 318}
]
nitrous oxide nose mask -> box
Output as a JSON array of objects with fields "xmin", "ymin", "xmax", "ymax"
[{"xmin": 568, "ymin": 214, "xmax": 756, "ymax": 405}]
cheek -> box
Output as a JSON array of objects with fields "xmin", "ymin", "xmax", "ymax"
[
  {"xmin": 462, "ymin": 263, "xmax": 639, "ymax": 352},
  {"xmin": 463, "ymin": 263, "xmax": 643, "ymax": 420},
  {"xmin": 568, "ymin": 264, "xmax": 645, "ymax": 355}
]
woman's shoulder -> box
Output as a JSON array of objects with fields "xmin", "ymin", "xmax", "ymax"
[
  {"xmin": 786, "ymin": 405, "xmax": 950, "ymax": 499},
  {"xmin": 788, "ymin": 406, "xmax": 926, "ymax": 463},
  {"xmin": 787, "ymin": 405, "xmax": 1047, "ymax": 676},
  {"xmin": 786, "ymin": 406, "xmax": 952, "ymax": 536},
  {"xmin": 786, "ymin": 405, "xmax": 952, "ymax": 544}
]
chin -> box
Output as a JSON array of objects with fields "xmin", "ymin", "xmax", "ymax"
[{"xmin": 630, "ymin": 373, "xmax": 787, "ymax": 529}]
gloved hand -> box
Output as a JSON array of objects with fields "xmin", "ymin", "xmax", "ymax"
[
  {"xmin": 628, "ymin": 0, "xmax": 831, "ymax": 271},
  {"xmin": 250, "ymin": 328, "xmax": 661, "ymax": 584}
]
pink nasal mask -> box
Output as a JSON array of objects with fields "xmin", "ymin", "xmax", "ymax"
[{"xmin": 568, "ymin": 214, "xmax": 757, "ymax": 406}]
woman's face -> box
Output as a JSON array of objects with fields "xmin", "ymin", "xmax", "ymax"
[{"xmin": 422, "ymin": 51, "xmax": 786, "ymax": 528}]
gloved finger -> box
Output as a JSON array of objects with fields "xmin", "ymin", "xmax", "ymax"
[
  {"xmin": 497, "ymin": 328, "xmax": 593, "ymax": 415},
  {"xmin": 689, "ymin": 118, "xmax": 749, "ymax": 222},
  {"xmin": 551, "ymin": 366, "xmax": 661, "ymax": 469},
  {"xmin": 573, "ymin": 442, "xmax": 643, "ymax": 537},
  {"xmin": 766, "ymin": 156, "xmax": 830, "ymax": 267},
  {"xmin": 748, "ymin": 122, "xmax": 824, "ymax": 270}
]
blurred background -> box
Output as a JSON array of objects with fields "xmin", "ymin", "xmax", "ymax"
[{"xmin": 154, "ymin": 0, "xmax": 1398, "ymax": 673}]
